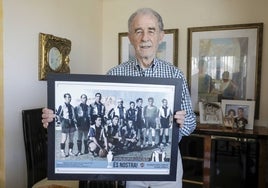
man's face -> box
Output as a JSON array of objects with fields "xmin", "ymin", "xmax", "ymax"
[
  {"xmin": 95, "ymin": 94, "xmax": 101, "ymax": 102},
  {"xmin": 238, "ymin": 109, "xmax": 244, "ymax": 117},
  {"xmin": 148, "ymin": 99, "xmax": 154, "ymax": 106},
  {"xmin": 162, "ymin": 100, "xmax": 167, "ymax": 107},
  {"xmin": 95, "ymin": 117, "xmax": 102, "ymax": 126},
  {"xmin": 128, "ymin": 13, "xmax": 164, "ymax": 65},
  {"xmin": 81, "ymin": 95, "xmax": 87, "ymax": 103},
  {"xmin": 112, "ymin": 117, "xmax": 119, "ymax": 125},
  {"xmin": 65, "ymin": 95, "xmax": 71, "ymax": 103},
  {"xmin": 130, "ymin": 102, "xmax": 135, "ymax": 109},
  {"xmin": 136, "ymin": 100, "xmax": 143, "ymax": 107},
  {"xmin": 117, "ymin": 100, "xmax": 123, "ymax": 107},
  {"xmin": 128, "ymin": 120, "xmax": 133, "ymax": 127}
]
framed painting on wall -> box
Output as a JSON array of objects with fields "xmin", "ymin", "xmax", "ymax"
[
  {"xmin": 39, "ymin": 33, "xmax": 71, "ymax": 80},
  {"xmin": 187, "ymin": 23, "xmax": 263, "ymax": 118}
]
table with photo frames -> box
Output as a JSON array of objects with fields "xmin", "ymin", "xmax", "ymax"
[{"xmin": 180, "ymin": 124, "xmax": 268, "ymax": 188}]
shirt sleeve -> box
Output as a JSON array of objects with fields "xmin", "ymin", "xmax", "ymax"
[
  {"xmin": 88, "ymin": 127, "xmax": 95, "ymax": 138},
  {"xmin": 56, "ymin": 105, "xmax": 62, "ymax": 116},
  {"xmin": 179, "ymin": 76, "xmax": 197, "ymax": 142}
]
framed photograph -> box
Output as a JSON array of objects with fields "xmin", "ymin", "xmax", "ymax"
[
  {"xmin": 47, "ymin": 73, "xmax": 183, "ymax": 181},
  {"xmin": 199, "ymin": 101, "xmax": 223, "ymax": 124},
  {"xmin": 187, "ymin": 23, "xmax": 263, "ymax": 118},
  {"xmin": 39, "ymin": 33, "xmax": 71, "ymax": 80},
  {"xmin": 221, "ymin": 100, "xmax": 255, "ymax": 130},
  {"xmin": 118, "ymin": 29, "xmax": 178, "ymax": 66}
]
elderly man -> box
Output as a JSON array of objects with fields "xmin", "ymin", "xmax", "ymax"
[{"xmin": 42, "ymin": 7, "xmax": 196, "ymax": 188}]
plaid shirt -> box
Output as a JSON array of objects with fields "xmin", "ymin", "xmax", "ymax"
[{"xmin": 107, "ymin": 57, "xmax": 196, "ymax": 142}]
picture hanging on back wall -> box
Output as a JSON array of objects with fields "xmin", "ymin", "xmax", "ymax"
[
  {"xmin": 187, "ymin": 23, "xmax": 263, "ymax": 119},
  {"xmin": 39, "ymin": 33, "xmax": 71, "ymax": 80}
]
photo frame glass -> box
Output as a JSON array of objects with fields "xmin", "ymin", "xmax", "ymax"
[
  {"xmin": 199, "ymin": 101, "xmax": 223, "ymax": 124},
  {"xmin": 221, "ymin": 100, "xmax": 255, "ymax": 130},
  {"xmin": 119, "ymin": 29, "xmax": 178, "ymax": 66},
  {"xmin": 187, "ymin": 23, "xmax": 263, "ymax": 118},
  {"xmin": 47, "ymin": 73, "xmax": 183, "ymax": 181}
]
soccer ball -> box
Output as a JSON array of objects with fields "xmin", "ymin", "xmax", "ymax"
[{"xmin": 98, "ymin": 148, "xmax": 108, "ymax": 158}]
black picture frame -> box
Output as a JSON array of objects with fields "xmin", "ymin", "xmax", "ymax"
[{"xmin": 47, "ymin": 73, "xmax": 183, "ymax": 181}]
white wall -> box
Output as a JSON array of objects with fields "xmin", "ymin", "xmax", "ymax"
[
  {"xmin": 3, "ymin": 0, "xmax": 102, "ymax": 187},
  {"xmin": 102, "ymin": 0, "xmax": 268, "ymax": 124}
]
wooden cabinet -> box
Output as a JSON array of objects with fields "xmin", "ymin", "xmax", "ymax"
[
  {"xmin": 179, "ymin": 134, "xmax": 204, "ymax": 187},
  {"xmin": 210, "ymin": 136, "xmax": 259, "ymax": 188},
  {"xmin": 179, "ymin": 125, "xmax": 268, "ymax": 188},
  {"xmin": 180, "ymin": 134, "xmax": 211, "ymax": 188}
]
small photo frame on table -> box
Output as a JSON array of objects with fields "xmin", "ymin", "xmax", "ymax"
[
  {"xmin": 118, "ymin": 29, "xmax": 178, "ymax": 66},
  {"xmin": 46, "ymin": 73, "xmax": 183, "ymax": 181},
  {"xmin": 221, "ymin": 100, "xmax": 255, "ymax": 130},
  {"xmin": 187, "ymin": 23, "xmax": 263, "ymax": 119},
  {"xmin": 199, "ymin": 102, "xmax": 223, "ymax": 124}
]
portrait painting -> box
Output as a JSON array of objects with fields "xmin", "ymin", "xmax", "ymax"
[{"xmin": 187, "ymin": 23, "xmax": 263, "ymax": 118}]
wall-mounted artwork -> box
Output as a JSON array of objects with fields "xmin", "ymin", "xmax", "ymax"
[
  {"xmin": 187, "ymin": 23, "xmax": 263, "ymax": 118},
  {"xmin": 39, "ymin": 33, "xmax": 71, "ymax": 80}
]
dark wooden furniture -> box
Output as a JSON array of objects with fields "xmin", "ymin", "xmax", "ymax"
[
  {"xmin": 78, "ymin": 181, "xmax": 125, "ymax": 188},
  {"xmin": 180, "ymin": 125, "xmax": 268, "ymax": 188},
  {"xmin": 22, "ymin": 108, "xmax": 124, "ymax": 188},
  {"xmin": 22, "ymin": 108, "xmax": 47, "ymax": 188}
]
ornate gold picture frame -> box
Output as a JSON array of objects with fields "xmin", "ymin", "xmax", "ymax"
[{"xmin": 39, "ymin": 33, "xmax": 71, "ymax": 80}]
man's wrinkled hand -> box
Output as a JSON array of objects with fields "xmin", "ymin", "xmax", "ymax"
[{"xmin": 42, "ymin": 108, "xmax": 56, "ymax": 128}]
